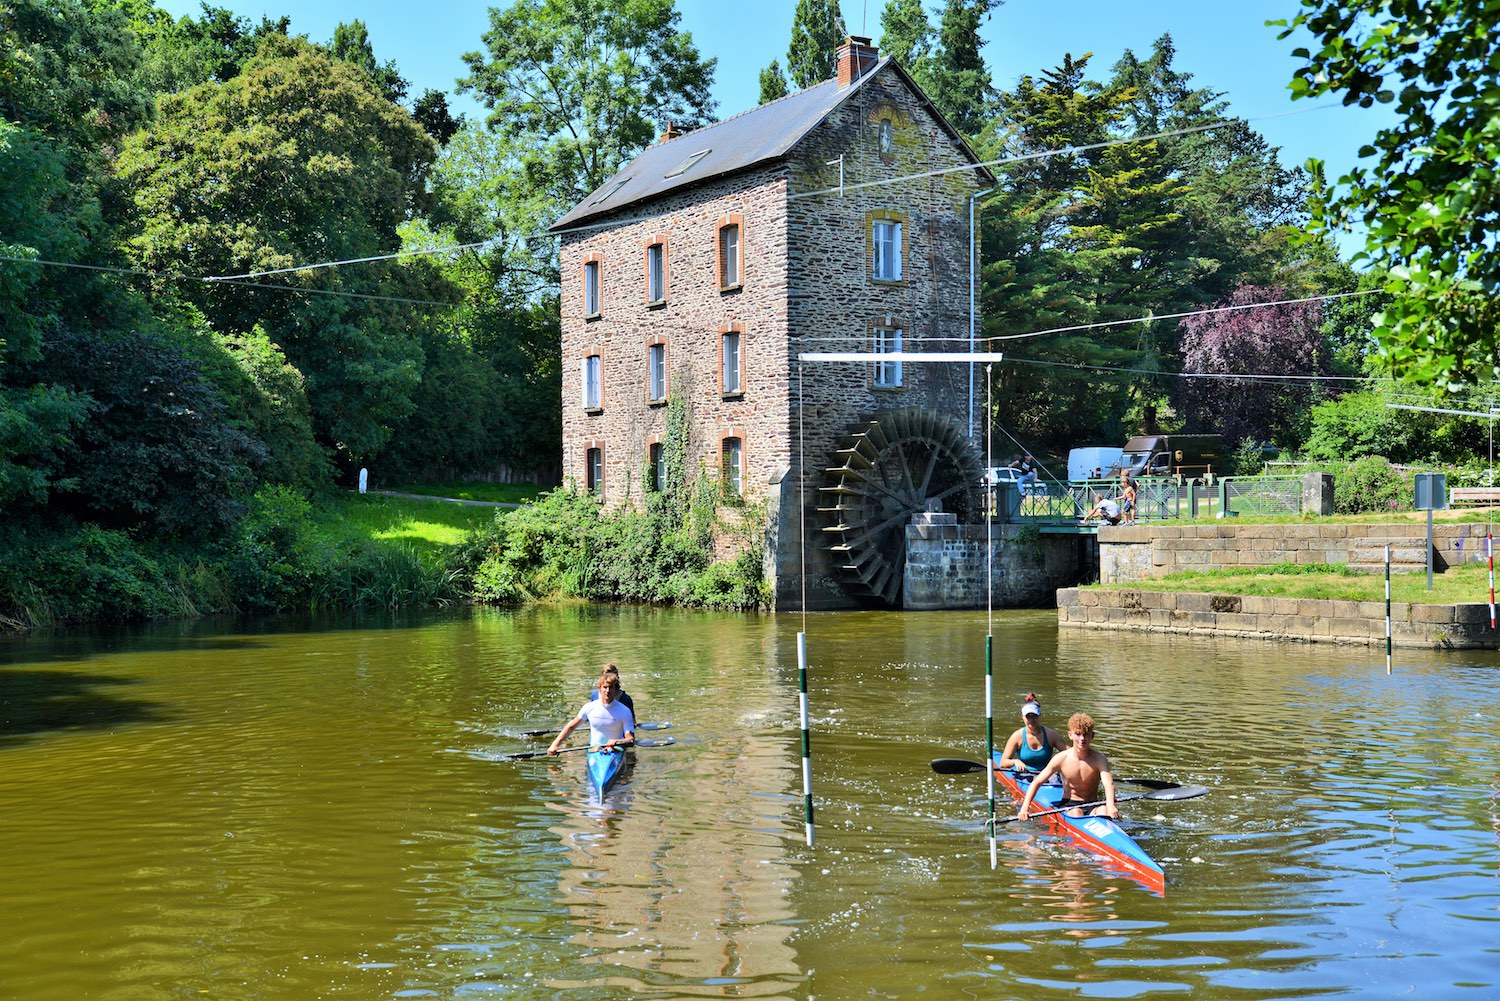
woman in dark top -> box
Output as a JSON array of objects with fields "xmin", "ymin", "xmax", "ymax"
[{"xmin": 997, "ymin": 694, "xmax": 1068, "ymax": 772}]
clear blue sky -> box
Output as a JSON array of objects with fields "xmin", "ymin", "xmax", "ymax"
[{"xmin": 155, "ymin": 0, "xmax": 1391, "ymax": 217}]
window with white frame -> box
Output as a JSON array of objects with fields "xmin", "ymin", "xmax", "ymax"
[
  {"xmin": 647, "ymin": 341, "xmax": 667, "ymax": 402},
  {"xmin": 721, "ymin": 436, "xmax": 743, "ymax": 497},
  {"xmin": 582, "ymin": 353, "xmax": 602, "ymax": 410},
  {"xmin": 872, "ymin": 219, "xmax": 902, "ymax": 281},
  {"xmin": 583, "ymin": 259, "xmax": 601, "ymax": 316},
  {"xmin": 645, "ymin": 242, "xmax": 665, "ymax": 304},
  {"xmin": 873, "ymin": 326, "xmax": 902, "ymax": 388},
  {"xmin": 586, "ymin": 446, "xmax": 603, "ymax": 495},
  {"xmin": 721, "ymin": 327, "xmax": 743, "ymax": 395},
  {"xmin": 718, "ymin": 222, "xmax": 741, "ymax": 289}
]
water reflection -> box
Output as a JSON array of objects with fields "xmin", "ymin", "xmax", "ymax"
[{"xmin": 0, "ymin": 607, "xmax": 1496, "ymax": 1000}]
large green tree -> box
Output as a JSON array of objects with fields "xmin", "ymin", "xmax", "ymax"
[
  {"xmin": 786, "ymin": 0, "xmax": 844, "ymax": 89},
  {"xmin": 459, "ymin": 0, "xmax": 716, "ymax": 217},
  {"xmin": 981, "ymin": 43, "xmax": 1320, "ymax": 452},
  {"xmin": 116, "ymin": 34, "xmax": 444, "ymax": 463},
  {"xmin": 925, "ymin": 0, "xmax": 995, "ymax": 135},
  {"xmin": 1279, "ymin": 0, "xmax": 1500, "ymax": 388},
  {"xmin": 879, "ymin": 0, "xmax": 933, "ymax": 75}
]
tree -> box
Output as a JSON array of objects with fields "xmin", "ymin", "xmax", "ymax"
[
  {"xmin": 101, "ymin": 1, "xmax": 289, "ymax": 92},
  {"xmin": 786, "ymin": 0, "xmax": 844, "ymax": 89},
  {"xmin": 459, "ymin": 0, "xmax": 716, "ymax": 218},
  {"xmin": 758, "ymin": 59, "xmax": 789, "ymax": 104},
  {"xmin": 329, "ymin": 18, "xmax": 407, "ymax": 103},
  {"xmin": 1279, "ymin": 0, "xmax": 1500, "ymax": 388},
  {"xmin": 1178, "ymin": 285, "xmax": 1326, "ymax": 447},
  {"xmin": 412, "ymin": 88, "xmax": 462, "ymax": 146},
  {"xmin": 879, "ymin": 0, "xmax": 934, "ymax": 75},
  {"xmin": 116, "ymin": 34, "xmax": 444, "ymax": 463},
  {"xmin": 18, "ymin": 326, "xmax": 265, "ymax": 537},
  {"xmin": 925, "ymin": 0, "xmax": 995, "ymax": 135}
]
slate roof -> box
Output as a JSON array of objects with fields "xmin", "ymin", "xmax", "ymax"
[{"xmin": 549, "ymin": 57, "xmax": 993, "ymax": 233}]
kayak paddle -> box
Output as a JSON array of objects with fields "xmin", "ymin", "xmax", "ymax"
[
  {"xmin": 929, "ymin": 757, "xmax": 1189, "ymax": 790},
  {"xmin": 523, "ymin": 721, "xmax": 671, "ymax": 738},
  {"xmin": 999, "ymin": 784, "xmax": 1210, "ymax": 824}
]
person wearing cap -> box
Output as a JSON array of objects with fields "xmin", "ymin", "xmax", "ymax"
[
  {"xmin": 1018, "ymin": 711, "xmax": 1119, "ymax": 820},
  {"xmin": 997, "ymin": 693, "xmax": 1067, "ymax": 773}
]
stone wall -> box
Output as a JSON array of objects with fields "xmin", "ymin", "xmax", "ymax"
[
  {"xmin": 1058, "ymin": 587, "xmax": 1497, "ymax": 649},
  {"xmin": 1098, "ymin": 522, "xmax": 1496, "ymax": 583},
  {"xmin": 904, "ymin": 522, "xmax": 1085, "ymax": 610}
]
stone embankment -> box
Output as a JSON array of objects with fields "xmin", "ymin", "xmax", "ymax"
[
  {"xmin": 1066, "ymin": 521, "xmax": 1498, "ymax": 649},
  {"xmin": 1058, "ymin": 586, "xmax": 1496, "ymax": 649}
]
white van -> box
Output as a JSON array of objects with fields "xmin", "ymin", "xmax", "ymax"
[{"xmin": 1068, "ymin": 447, "xmax": 1123, "ymax": 482}]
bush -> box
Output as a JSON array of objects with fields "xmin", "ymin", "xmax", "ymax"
[{"xmin": 1334, "ymin": 455, "xmax": 1410, "ymax": 514}]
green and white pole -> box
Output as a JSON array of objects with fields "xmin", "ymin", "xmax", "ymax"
[
  {"xmin": 798, "ymin": 630, "xmax": 814, "ymax": 847},
  {"xmin": 1385, "ymin": 545, "xmax": 1393, "ymax": 675},
  {"xmin": 984, "ymin": 363, "xmax": 997, "ymax": 869}
]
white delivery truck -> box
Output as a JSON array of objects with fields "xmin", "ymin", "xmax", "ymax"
[{"xmin": 1068, "ymin": 446, "xmax": 1123, "ymax": 482}]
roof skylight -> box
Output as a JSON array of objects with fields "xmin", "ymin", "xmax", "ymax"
[{"xmin": 663, "ymin": 148, "xmax": 711, "ymax": 178}]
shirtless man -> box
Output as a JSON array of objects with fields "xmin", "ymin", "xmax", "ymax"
[{"xmin": 1016, "ymin": 711, "xmax": 1119, "ymax": 820}]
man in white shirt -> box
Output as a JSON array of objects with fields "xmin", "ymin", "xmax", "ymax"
[{"xmin": 548, "ymin": 672, "xmax": 636, "ymax": 753}]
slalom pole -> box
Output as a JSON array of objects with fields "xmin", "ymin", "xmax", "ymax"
[
  {"xmin": 1385, "ymin": 545, "xmax": 1393, "ymax": 675},
  {"xmin": 984, "ymin": 363, "xmax": 997, "ymax": 870},
  {"xmin": 1488, "ymin": 534, "xmax": 1496, "ymax": 630},
  {"xmin": 798, "ymin": 630, "xmax": 814, "ymax": 847},
  {"xmin": 986, "ymin": 634, "xmax": 996, "ymax": 869}
]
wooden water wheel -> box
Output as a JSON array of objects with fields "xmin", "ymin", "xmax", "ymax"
[{"xmin": 818, "ymin": 408, "xmax": 984, "ymax": 607}]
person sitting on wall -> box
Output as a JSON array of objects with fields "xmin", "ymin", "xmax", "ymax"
[
  {"xmin": 1014, "ymin": 454, "xmax": 1039, "ymax": 493},
  {"xmin": 1084, "ymin": 493, "xmax": 1123, "ymax": 526}
]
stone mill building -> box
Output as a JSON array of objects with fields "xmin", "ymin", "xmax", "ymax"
[{"xmin": 551, "ymin": 37, "xmax": 996, "ymax": 610}]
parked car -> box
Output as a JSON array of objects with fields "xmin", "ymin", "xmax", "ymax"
[{"xmin": 984, "ymin": 466, "xmax": 1048, "ymax": 495}]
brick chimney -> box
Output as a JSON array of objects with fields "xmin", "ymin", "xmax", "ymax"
[
  {"xmin": 836, "ymin": 36, "xmax": 879, "ymax": 87},
  {"xmin": 658, "ymin": 121, "xmax": 684, "ymax": 144}
]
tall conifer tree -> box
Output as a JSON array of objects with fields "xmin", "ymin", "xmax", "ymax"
[
  {"xmin": 925, "ymin": 0, "xmax": 994, "ymax": 135},
  {"xmin": 786, "ymin": 0, "xmax": 844, "ymax": 88}
]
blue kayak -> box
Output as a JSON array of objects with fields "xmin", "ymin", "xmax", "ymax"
[
  {"xmin": 586, "ymin": 746, "xmax": 626, "ymax": 797},
  {"xmin": 992, "ymin": 753, "xmax": 1165, "ymax": 894}
]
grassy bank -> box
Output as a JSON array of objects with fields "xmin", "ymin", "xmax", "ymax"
[
  {"xmin": 1094, "ymin": 561, "xmax": 1497, "ymax": 605},
  {"xmin": 335, "ymin": 492, "xmax": 504, "ymax": 559}
]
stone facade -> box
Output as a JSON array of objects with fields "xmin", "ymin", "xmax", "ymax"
[
  {"xmin": 1058, "ymin": 587, "xmax": 1497, "ymax": 649},
  {"xmin": 559, "ymin": 166, "xmax": 793, "ymax": 508},
  {"xmin": 555, "ymin": 45, "xmax": 991, "ymax": 610}
]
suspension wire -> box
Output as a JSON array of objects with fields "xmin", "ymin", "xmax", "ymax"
[
  {"xmin": 987, "ymin": 289, "xmax": 1383, "ymax": 342},
  {"xmin": 0, "ymin": 253, "xmax": 455, "ymax": 308},
  {"xmin": 787, "ymin": 103, "xmax": 1341, "ymax": 202},
  {"xmin": 205, "ymin": 239, "xmax": 496, "ymax": 280}
]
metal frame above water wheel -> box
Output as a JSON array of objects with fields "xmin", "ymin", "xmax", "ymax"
[{"xmin": 819, "ymin": 407, "xmax": 985, "ymax": 607}]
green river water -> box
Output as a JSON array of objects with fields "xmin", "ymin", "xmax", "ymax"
[{"xmin": 1, "ymin": 605, "xmax": 1496, "ymax": 1000}]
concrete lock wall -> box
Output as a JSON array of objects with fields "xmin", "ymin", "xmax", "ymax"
[
  {"xmin": 903, "ymin": 521, "xmax": 1084, "ymax": 610},
  {"xmin": 1097, "ymin": 522, "xmax": 1497, "ymax": 583},
  {"xmin": 1057, "ymin": 587, "xmax": 1497, "ymax": 649}
]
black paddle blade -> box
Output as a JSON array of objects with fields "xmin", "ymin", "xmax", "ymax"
[
  {"xmin": 1140, "ymin": 783, "xmax": 1210, "ymax": 801},
  {"xmin": 930, "ymin": 758, "xmax": 987, "ymax": 774},
  {"xmin": 635, "ymin": 736, "xmax": 676, "ymax": 748}
]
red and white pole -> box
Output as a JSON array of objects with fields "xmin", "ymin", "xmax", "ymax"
[{"xmin": 1487, "ymin": 533, "xmax": 1495, "ymax": 629}]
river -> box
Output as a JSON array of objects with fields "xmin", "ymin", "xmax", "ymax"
[{"xmin": 1, "ymin": 606, "xmax": 1496, "ymax": 999}]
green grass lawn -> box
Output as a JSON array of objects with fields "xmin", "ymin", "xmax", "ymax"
[
  {"xmin": 331, "ymin": 494, "xmax": 502, "ymax": 559},
  {"xmin": 378, "ymin": 481, "xmax": 546, "ymax": 504},
  {"xmin": 1095, "ymin": 561, "xmax": 1498, "ymax": 605}
]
